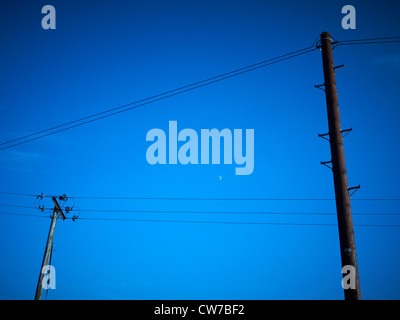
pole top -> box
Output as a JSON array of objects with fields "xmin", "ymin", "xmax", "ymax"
[
  {"xmin": 52, "ymin": 196, "xmax": 66, "ymax": 220},
  {"xmin": 321, "ymin": 31, "xmax": 332, "ymax": 41}
]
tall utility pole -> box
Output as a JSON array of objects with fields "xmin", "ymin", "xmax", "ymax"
[
  {"xmin": 34, "ymin": 197, "xmax": 65, "ymax": 300},
  {"xmin": 320, "ymin": 31, "xmax": 361, "ymax": 300}
]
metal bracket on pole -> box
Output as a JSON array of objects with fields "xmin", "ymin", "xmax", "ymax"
[
  {"xmin": 348, "ymin": 185, "xmax": 361, "ymax": 197},
  {"xmin": 59, "ymin": 194, "xmax": 68, "ymax": 202},
  {"xmin": 334, "ymin": 64, "xmax": 344, "ymax": 73},
  {"xmin": 341, "ymin": 128, "xmax": 352, "ymax": 138},
  {"xmin": 318, "ymin": 132, "xmax": 330, "ymax": 142},
  {"xmin": 320, "ymin": 160, "xmax": 332, "ymax": 170},
  {"xmin": 318, "ymin": 128, "xmax": 352, "ymax": 142},
  {"xmin": 315, "ymin": 66, "xmax": 343, "ymax": 92},
  {"xmin": 316, "ymin": 37, "xmax": 339, "ymax": 51}
]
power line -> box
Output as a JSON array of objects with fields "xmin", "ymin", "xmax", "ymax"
[
  {"xmin": 337, "ymin": 36, "xmax": 400, "ymax": 43},
  {"xmin": 1, "ymin": 191, "xmax": 400, "ymax": 201},
  {"xmin": 1, "ymin": 35, "xmax": 399, "ymax": 151},
  {"xmin": 74, "ymin": 217, "xmax": 338, "ymax": 226},
  {"xmin": 338, "ymin": 40, "xmax": 400, "ymax": 46},
  {"xmin": 69, "ymin": 208, "xmax": 400, "ymax": 216},
  {"xmin": 72, "ymin": 216, "xmax": 400, "ymax": 228},
  {"xmin": 0, "ymin": 204, "xmax": 41, "ymax": 209},
  {"xmin": 0, "ymin": 212, "xmax": 49, "ymax": 219},
  {"xmin": 1, "ymin": 202, "xmax": 399, "ymax": 216},
  {"xmin": 1, "ymin": 210, "xmax": 399, "ymax": 228},
  {"xmin": 0, "ymin": 47, "xmax": 317, "ymax": 150},
  {"xmin": 68, "ymin": 196, "xmax": 339, "ymax": 200},
  {"xmin": 0, "ymin": 42, "xmax": 318, "ymax": 149},
  {"xmin": 65, "ymin": 196, "xmax": 400, "ymax": 201},
  {"xmin": 0, "ymin": 191, "xmax": 39, "ymax": 197},
  {"xmin": 334, "ymin": 36, "xmax": 400, "ymax": 48},
  {"xmin": 69, "ymin": 196, "xmax": 339, "ymax": 200}
]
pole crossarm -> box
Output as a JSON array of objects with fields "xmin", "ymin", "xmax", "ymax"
[{"xmin": 52, "ymin": 197, "xmax": 66, "ymax": 220}]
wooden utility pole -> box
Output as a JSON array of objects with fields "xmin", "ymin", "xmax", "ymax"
[
  {"xmin": 34, "ymin": 197, "xmax": 65, "ymax": 300},
  {"xmin": 320, "ymin": 31, "xmax": 361, "ymax": 300}
]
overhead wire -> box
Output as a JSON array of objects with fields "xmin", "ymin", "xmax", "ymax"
[
  {"xmin": 1, "ymin": 191, "xmax": 400, "ymax": 201},
  {"xmin": 343, "ymin": 36, "xmax": 400, "ymax": 41},
  {"xmin": 1, "ymin": 207, "xmax": 399, "ymax": 228},
  {"xmin": 1, "ymin": 202, "xmax": 400, "ymax": 216},
  {"xmin": 1, "ymin": 35, "xmax": 400, "ymax": 151},
  {"xmin": 335, "ymin": 36, "xmax": 400, "ymax": 43},
  {"xmin": 0, "ymin": 43, "xmax": 318, "ymax": 150},
  {"xmin": 0, "ymin": 212, "xmax": 49, "ymax": 219},
  {"xmin": 337, "ymin": 40, "xmax": 400, "ymax": 46},
  {"xmin": 61, "ymin": 208, "xmax": 400, "ymax": 216},
  {"xmin": 334, "ymin": 36, "xmax": 400, "ymax": 47},
  {"xmin": 54, "ymin": 196, "xmax": 400, "ymax": 201},
  {"xmin": 0, "ymin": 191, "xmax": 39, "ymax": 197},
  {"xmin": 69, "ymin": 216, "xmax": 400, "ymax": 228},
  {"xmin": 73, "ymin": 217, "xmax": 339, "ymax": 226},
  {"xmin": 0, "ymin": 203, "xmax": 39, "ymax": 209},
  {"xmin": 1, "ymin": 210, "xmax": 399, "ymax": 227},
  {"xmin": 0, "ymin": 41, "xmax": 318, "ymax": 147}
]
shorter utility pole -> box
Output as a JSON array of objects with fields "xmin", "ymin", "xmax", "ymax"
[{"xmin": 34, "ymin": 197, "xmax": 65, "ymax": 300}]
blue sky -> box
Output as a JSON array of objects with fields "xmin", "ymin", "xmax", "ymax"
[{"xmin": 0, "ymin": 0, "xmax": 400, "ymax": 299}]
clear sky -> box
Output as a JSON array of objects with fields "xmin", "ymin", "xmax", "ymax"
[{"xmin": 0, "ymin": 0, "xmax": 399, "ymax": 300}]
